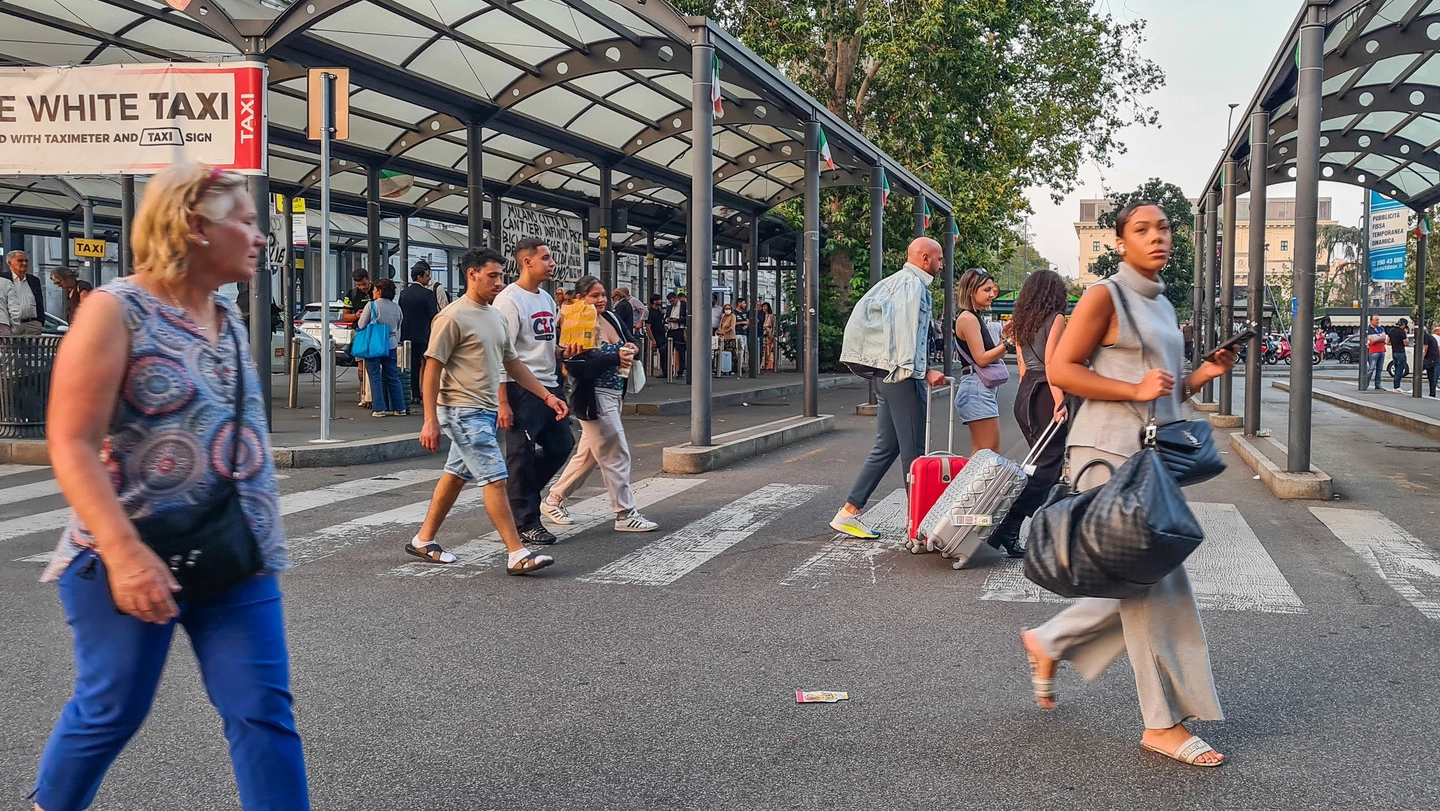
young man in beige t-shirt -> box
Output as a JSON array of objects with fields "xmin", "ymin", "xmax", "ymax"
[{"xmin": 411, "ymin": 247, "xmax": 569, "ymax": 575}]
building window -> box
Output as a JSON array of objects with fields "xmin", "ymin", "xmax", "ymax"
[
  {"xmin": 1091, "ymin": 241, "xmax": 1100, "ymax": 252},
  {"xmin": 1280, "ymin": 240, "xmax": 1289, "ymax": 252}
]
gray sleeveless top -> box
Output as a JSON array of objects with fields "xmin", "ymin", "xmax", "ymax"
[
  {"xmin": 1066, "ymin": 263, "xmax": 1184, "ymax": 459},
  {"xmin": 1020, "ymin": 315, "xmax": 1058, "ymax": 375}
]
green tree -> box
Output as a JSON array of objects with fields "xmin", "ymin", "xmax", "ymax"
[
  {"xmin": 995, "ymin": 241, "xmax": 1052, "ymax": 292},
  {"xmin": 674, "ymin": 0, "xmax": 1164, "ymax": 367},
  {"xmin": 1316, "ymin": 223, "xmax": 1362, "ymax": 307},
  {"xmin": 1088, "ymin": 178, "xmax": 1195, "ymax": 312}
]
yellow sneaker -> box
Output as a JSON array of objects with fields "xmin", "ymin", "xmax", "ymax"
[{"xmin": 830, "ymin": 509, "xmax": 880, "ymax": 539}]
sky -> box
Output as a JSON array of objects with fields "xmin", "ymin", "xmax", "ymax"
[{"xmin": 1025, "ymin": 0, "xmax": 1366, "ymax": 278}]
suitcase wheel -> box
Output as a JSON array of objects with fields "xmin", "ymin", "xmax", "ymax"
[{"xmin": 952, "ymin": 560, "xmax": 964, "ymax": 570}]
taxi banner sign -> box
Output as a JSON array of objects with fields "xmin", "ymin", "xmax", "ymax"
[{"xmin": 0, "ymin": 62, "xmax": 267, "ymax": 176}]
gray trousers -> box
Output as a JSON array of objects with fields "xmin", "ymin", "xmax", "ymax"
[
  {"xmin": 845, "ymin": 377, "xmax": 926, "ymax": 509},
  {"xmin": 1031, "ymin": 446, "xmax": 1223, "ymax": 729},
  {"xmin": 548, "ymin": 389, "xmax": 635, "ymax": 516}
]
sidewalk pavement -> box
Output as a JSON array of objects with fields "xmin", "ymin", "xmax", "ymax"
[{"xmin": 1272, "ymin": 376, "xmax": 1440, "ymax": 441}]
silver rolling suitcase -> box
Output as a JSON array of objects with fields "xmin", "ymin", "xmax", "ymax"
[{"xmin": 916, "ymin": 419, "xmax": 1065, "ymax": 570}]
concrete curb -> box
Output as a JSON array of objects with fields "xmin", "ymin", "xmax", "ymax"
[
  {"xmin": 0, "ymin": 439, "xmax": 49, "ymax": 465},
  {"xmin": 662, "ymin": 414, "xmax": 834, "ymax": 474},
  {"xmin": 625, "ymin": 376, "xmax": 859, "ymax": 416},
  {"xmin": 1208, "ymin": 414, "xmax": 1243, "ymax": 429},
  {"xmin": 1273, "ymin": 381, "xmax": 1440, "ymax": 441},
  {"xmin": 270, "ymin": 434, "xmax": 448, "ymax": 469},
  {"xmin": 1190, "ymin": 399, "xmax": 1220, "ymax": 413},
  {"xmin": 1229, "ymin": 432, "xmax": 1333, "ymax": 500}
]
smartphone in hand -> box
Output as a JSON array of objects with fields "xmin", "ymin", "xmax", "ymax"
[{"xmin": 1207, "ymin": 328, "xmax": 1258, "ymax": 362}]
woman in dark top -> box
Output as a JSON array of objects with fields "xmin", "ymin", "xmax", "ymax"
[
  {"xmin": 987, "ymin": 270, "xmax": 1070, "ymax": 556},
  {"xmin": 953, "ymin": 268, "xmax": 1007, "ymax": 455},
  {"xmin": 1425, "ymin": 325, "xmax": 1439, "ymax": 397}
]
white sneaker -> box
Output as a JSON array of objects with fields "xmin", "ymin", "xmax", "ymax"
[
  {"xmin": 615, "ymin": 511, "xmax": 658, "ymax": 532},
  {"xmin": 540, "ymin": 500, "xmax": 573, "ymax": 525},
  {"xmin": 830, "ymin": 509, "xmax": 880, "ymax": 539}
]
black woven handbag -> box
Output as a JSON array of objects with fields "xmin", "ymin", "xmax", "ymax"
[
  {"xmin": 1111, "ymin": 281, "xmax": 1226, "ymax": 487},
  {"xmin": 1023, "ymin": 446, "xmax": 1205, "ymax": 600},
  {"xmin": 129, "ymin": 322, "xmax": 262, "ymax": 602}
]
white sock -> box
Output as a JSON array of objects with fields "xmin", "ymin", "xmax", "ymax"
[
  {"xmin": 507, "ymin": 548, "xmax": 531, "ymax": 566},
  {"xmin": 411, "ymin": 535, "xmax": 430, "ymax": 548}
]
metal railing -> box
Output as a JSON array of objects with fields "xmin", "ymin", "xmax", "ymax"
[{"xmin": 0, "ymin": 335, "xmax": 63, "ymax": 439}]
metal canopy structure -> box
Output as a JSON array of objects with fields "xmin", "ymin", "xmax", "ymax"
[
  {"xmin": 1198, "ymin": 0, "xmax": 1438, "ymax": 477},
  {"xmin": 2, "ymin": 0, "xmax": 952, "ymax": 445}
]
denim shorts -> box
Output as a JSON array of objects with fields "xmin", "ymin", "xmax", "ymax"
[
  {"xmin": 438, "ymin": 406, "xmax": 508, "ymax": 485},
  {"xmin": 954, "ymin": 373, "xmax": 1000, "ymax": 424}
]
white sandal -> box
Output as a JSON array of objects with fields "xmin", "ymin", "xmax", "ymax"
[{"xmin": 1140, "ymin": 735, "xmax": 1224, "ymax": 767}]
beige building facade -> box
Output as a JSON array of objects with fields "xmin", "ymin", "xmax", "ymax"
[{"xmin": 1075, "ymin": 197, "xmax": 1337, "ymax": 289}]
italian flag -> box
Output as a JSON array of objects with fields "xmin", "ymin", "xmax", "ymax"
[
  {"xmin": 880, "ymin": 167, "xmax": 890, "ymax": 206},
  {"xmin": 712, "ymin": 55, "xmax": 723, "ymax": 116},
  {"xmin": 922, "ymin": 198, "xmax": 931, "ymax": 229},
  {"xmin": 818, "ymin": 128, "xmax": 835, "ymax": 170},
  {"xmin": 1417, "ymin": 213, "xmax": 1433, "ymax": 239}
]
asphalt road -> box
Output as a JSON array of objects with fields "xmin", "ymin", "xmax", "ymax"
[{"xmin": 2, "ymin": 376, "xmax": 1438, "ymax": 810}]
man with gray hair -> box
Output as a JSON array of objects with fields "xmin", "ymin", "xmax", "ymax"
[
  {"xmin": 0, "ymin": 250, "xmax": 44, "ymax": 334},
  {"xmin": 0, "ymin": 264, "xmax": 18, "ymax": 336}
]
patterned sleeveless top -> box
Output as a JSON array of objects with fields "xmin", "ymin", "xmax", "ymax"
[{"xmin": 41, "ymin": 279, "xmax": 287, "ymax": 582}]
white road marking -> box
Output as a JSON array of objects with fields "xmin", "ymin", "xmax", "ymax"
[
  {"xmin": 1311, "ymin": 507, "xmax": 1440, "ymax": 621},
  {"xmin": 0, "ymin": 464, "xmax": 46, "ymax": 478},
  {"xmin": 13, "ymin": 469, "xmax": 445, "ymax": 564},
  {"xmin": 0, "ymin": 478, "xmax": 62, "ymax": 507},
  {"xmin": 981, "ymin": 503, "xmax": 1306, "ymax": 613},
  {"xmin": 578, "ymin": 483, "xmax": 827, "ymax": 587},
  {"xmin": 780, "ymin": 488, "xmax": 909, "ymax": 588},
  {"xmin": 384, "ymin": 477, "xmax": 707, "ymax": 579}
]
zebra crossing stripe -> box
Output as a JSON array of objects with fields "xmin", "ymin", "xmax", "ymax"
[
  {"xmin": 980, "ymin": 502, "xmax": 1306, "ymax": 613},
  {"xmin": 12, "ymin": 469, "xmax": 446, "ymax": 563},
  {"xmin": 0, "ymin": 478, "xmax": 62, "ymax": 508},
  {"xmin": 1311, "ymin": 507, "xmax": 1440, "ymax": 622},
  {"xmin": 383, "ymin": 476, "xmax": 707, "ymax": 579},
  {"xmin": 578, "ymin": 483, "xmax": 827, "ymax": 587},
  {"xmin": 0, "ymin": 464, "xmax": 46, "ymax": 478},
  {"xmin": 780, "ymin": 487, "xmax": 908, "ymax": 588},
  {"xmin": 286, "ymin": 485, "xmax": 488, "ymax": 567}
]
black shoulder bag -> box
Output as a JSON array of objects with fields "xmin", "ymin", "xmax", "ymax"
[
  {"xmin": 129, "ymin": 323, "xmax": 263, "ymax": 602},
  {"xmin": 1110, "ymin": 281, "xmax": 1226, "ymax": 487}
]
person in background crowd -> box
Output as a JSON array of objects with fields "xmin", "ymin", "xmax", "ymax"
[
  {"xmin": 357, "ymin": 279, "xmax": 408, "ymax": 417},
  {"xmin": 50, "ymin": 266, "xmax": 86, "ymax": 323},
  {"xmin": 610, "ymin": 287, "xmax": 635, "ymax": 334},
  {"xmin": 2, "ymin": 250, "xmax": 45, "ymax": 334},
  {"xmin": 1024, "ymin": 200, "xmax": 1236, "ymax": 769},
  {"xmin": 735, "ymin": 299, "xmax": 751, "ymax": 365},
  {"xmin": 717, "ymin": 303, "xmax": 737, "ymax": 372},
  {"xmin": 987, "ymin": 270, "xmax": 1070, "ymax": 559},
  {"xmin": 627, "ymin": 287, "xmax": 646, "ymax": 335},
  {"xmin": 667, "ymin": 291, "xmax": 688, "ymax": 381},
  {"xmin": 412, "ymin": 260, "xmax": 448, "ymax": 310},
  {"xmin": 761, "ymin": 301, "xmax": 777, "ymax": 371},
  {"xmin": 1365, "ymin": 314, "xmax": 1387, "ymax": 391},
  {"xmin": 953, "ymin": 268, "xmax": 1007, "ymax": 456},
  {"xmin": 400, "ymin": 264, "xmax": 441, "ymax": 406},
  {"xmin": 1425, "ymin": 325, "xmax": 1440, "ymax": 398},
  {"xmin": 710, "ymin": 293, "xmax": 722, "ymax": 335},
  {"xmin": 34, "ymin": 162, "xmax": 309, "ymax": 810},
  {"xmin": 342, "ymin": 268, "xmax": 374, "ymax": 408},
  {"xmin": 831, "ymin": 237, "xmax": 949, "ymax": 539},
  {"xmin": 1387, "ymin": 317, "xmax": 1410, "ymax": 393},
  {"xmin": 647, "ymin": 294, "xmax": 668, "ymax": 378},
  {"xmin": 0, "ymin": 268, "xmax": 17, "ymax": 336},
  {"xmin": 411, "ymin": 247, "xmax": 565, "ymax": 574},
  {"xmin": 543, "ymin": 275, "xmax": 657, "ymax": 533},
  {"xmin": 495, "ymin": 238, "xmax": 574, "ymax": 547},
  {"xmin": 555, "ymin": 288, "xmax": 572, "ymax": 308},
  {"xmin": 1181, "ymin": 318, "xmax": 1194, "ymax": 361}
]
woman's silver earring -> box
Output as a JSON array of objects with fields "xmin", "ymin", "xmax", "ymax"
[{"xmin": 200, "ymin": 240, "xmax": 210, "ymax": 246}]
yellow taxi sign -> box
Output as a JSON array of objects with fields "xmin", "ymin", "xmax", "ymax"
[{"xmin": 73, "ymin": 238, "xmax": 106, "ymax": 259}]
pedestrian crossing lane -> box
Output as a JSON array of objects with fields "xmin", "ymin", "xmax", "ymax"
[
  {"xmin": 1311, "ymin": 506, "xmax": 1440, "ymax": 622},
  {"xmin": 781, "ymin": 487, "xmax": 909, "ymax": 588}
]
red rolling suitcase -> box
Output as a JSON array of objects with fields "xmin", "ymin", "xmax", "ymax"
[{"xmin": 906, "ymin": 378, "xmax": 966, "ymax": 543}]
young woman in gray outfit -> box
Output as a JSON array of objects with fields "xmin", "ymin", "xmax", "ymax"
[{"xmin": 1021, "ymin": 201, "xmax": 1238, "ymax": 768}]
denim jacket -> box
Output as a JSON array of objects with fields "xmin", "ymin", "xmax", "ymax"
[{"xmin": 839, "ymin": 262, "xmax": 934, "ymax": 383}]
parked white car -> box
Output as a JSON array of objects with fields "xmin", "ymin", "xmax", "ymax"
[
  {"xmin": 272, "ymin": 329, "xmax": 322, "ymax": 374},
  {"xmin": 296, "ymin": 302, "xmax": 357, "ymax": 366}
]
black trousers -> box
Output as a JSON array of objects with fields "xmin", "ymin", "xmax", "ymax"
[
  {"xmin": 991, "ymin": 371, "xmax": 1070, "ymax": 547},
  {"xmin": 502, "ymin": 382, "xmax": 576, "ymax": 531},
  {"xmin": 407, "ymin": 339, "xmax": 428, "ymax": 404}
]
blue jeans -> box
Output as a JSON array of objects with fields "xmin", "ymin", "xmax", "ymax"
[
  {"xmin": 438, "ymin": 405, "xmax": 509, "ymax": 486},
  {"xmin": 1392, "ymin": 351, "xmax": 1410, "ymax": 389},
  {"xmin": 365, "ymin": 350, "xmax": 406, "ymax": 412},
  {"xmin": 34, "ymin": 550, "xmax": 309, "ymax": 811},
  {"xmin": 845, "ymin": 377, "xmax": 926, "ymax": 508},
  {"xmin": 1369, "ymin": 351, "xmax": 1386, "ymax": 389}
]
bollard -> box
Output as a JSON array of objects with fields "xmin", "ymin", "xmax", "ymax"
[
  {"xmin": 287, "ymin": 335, "xmax": 300, "ymax": 409},
  {"xmin": 398, "ymin": 340, "xmax": 412, "ymax": 406}
]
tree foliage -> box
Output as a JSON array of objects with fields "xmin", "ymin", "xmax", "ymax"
[
  {"xmin": 995, "ymin": 240, "xmax": 1052, "ymax": 292},
  {"xmin": 1316, "ymin": 224, "xmax": 1362, "ymax": 307},
  {"xmin": 1088, "ymin": 178, "xmax": 1195, "ymax": 313}
]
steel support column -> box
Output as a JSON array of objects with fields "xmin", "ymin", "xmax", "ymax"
[
  {"xmin": 467, "ymin": 122, "xmax": 484, "ymax": 250},
  {"xmin": 646, "ymin": 230, "xmax": 656, "ymax": 301},
  {"xmin": 1192, "ymin": 210, "xmax": 1204, "ymax": 370},
  {"xmin": 366, "ymin": 166, "xmax": 381, "ymax": 276},
  {"xmin": 600, "ymin": 166, "xmax": 614, "ymax": 291},
  {"xmin": 1220, "ymin": 158, "xmax": 1238, "ymax": 415},
  {"xmin": 1, "ymin": 218, "xmax": 9, "ymax": 253},
  {"xmin": 690, "ymin": 37, "xmax": 716, "ymax": 445},
  {"xmin": 83, "ymin": 199, "xmax": 96, "ymax": 284},
  {"xmin": 748, "ymin": 216, "xmax": 760, "ymax": 379},
  {"xmin": 803, "ymin": 120, "xmax": 821, "ymax": 418},
  {"xmin": 1245, "ymin": 110, "xmax": 1269, "ymax": 435},
  {"xmin": 1414, "ymin": 230, "xmax": 1428, "ymax": 399},
  {"xmin": 1288, "ymin": 5, "xmax": 1324, "ymax": 474},
  {"xmin": 1359, "ymin": 193, "xmax": 1372, "ymax": 391},
  {"xmin": 943, "ymin": 214, "xmax": 956, "ymax": 378},
  {"xmin": 60, "ymin": 218, "xmax": 71, "ymax": 269},
  {"xmin": 868, "ymin": 166, "xmax": 884, "ymax": 405},
  {"xmin": 282, "ymin": 194, "xmax": 296, "ymax": 406},
  {"xmin": 914, "ymin": 195, "xmax": 925, "ymax": 238},
  {"xmin": 120, "ymin": 175, "xmax": 136, "ymax": 275},
  {"xmin": 490, "ymin": 194, "xmax": 502, "ymax": 251},
  {"xmin": 1202, "ymin": 191, "xmax": 1219, "ymax": 402},
  {"xmin": 248, "ymin": 172, "xmax": 272, "ymax": 427},
  {"xmin": 397, "ymin": 213, "xmax": 409, "ymax": 287}
]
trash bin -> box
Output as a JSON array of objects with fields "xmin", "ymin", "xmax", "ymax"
[{"xmin": 0, "ymin": 335, "xmax": 63, "ymax": 439}]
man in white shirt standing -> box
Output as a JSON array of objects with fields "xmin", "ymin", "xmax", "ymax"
[
  {"xmin": 2, "ymin": 251, "xmax": 44, "ymax": 334},
  {"xmin": 494, "ymin": 238, "xmax": 575, "ymax": 546},
  {"xmin": 0, "ymin": 272, "xmax": 18, "ymax": 336}
]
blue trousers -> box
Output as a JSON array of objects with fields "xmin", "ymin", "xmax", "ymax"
[
  {"xmin": 1392, "ymin": 352, "xmax": 1410, "ymax": 390},
  {"xmin": 33, "ymin": 550, "xmax": 309, "ymax": 811},
  {"xmin": 364, "ymin": 350, "xmax": 406, "ymax": 413},
  {"xmin": 1368, "ymin": 351, "xmax": 1386, "ymax": 389},
  {"xmin": 845, "ymin": 377, "xmax": 926, "ymax": 509}
]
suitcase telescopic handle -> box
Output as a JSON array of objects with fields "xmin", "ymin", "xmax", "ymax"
[
  {"xmin": 1020, "ymin": 415, "xmax": 1066, "ymax": 474},
  {"xmin": 923, "ymin": 376, "xmax": 957, "ymax": 457}
]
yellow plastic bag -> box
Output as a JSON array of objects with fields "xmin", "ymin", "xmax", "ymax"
[{"xmin": 560, "ymin": 301, "xmax": 599, "ymax": 349}]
